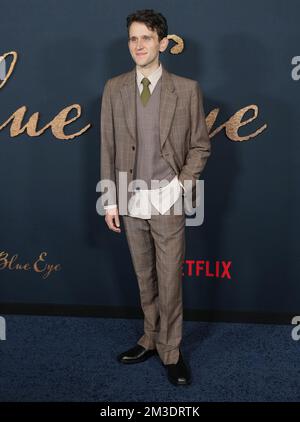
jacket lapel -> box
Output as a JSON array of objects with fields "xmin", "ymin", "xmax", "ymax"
[
  {"xmin": 120, "ymin": 67, "xmax": 136, "ymax": 143},
  {"xmin": 120, "ymin": 63, "xmax": 178, "ymax": 149},
  {"xmin": 159, "ymin": 64, "xmax": 177, "ymax": 148}
]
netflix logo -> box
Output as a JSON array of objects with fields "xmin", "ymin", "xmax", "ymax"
[{"xmin": 182, "ymin": 260, "xmax": 232, "ymax": 280}]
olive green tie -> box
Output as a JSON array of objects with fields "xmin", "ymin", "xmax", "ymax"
[{"xmin": 140, "ymin": 77, "xmax": 151, "ymax": 106}]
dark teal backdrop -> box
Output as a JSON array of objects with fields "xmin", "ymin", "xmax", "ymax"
[{"xmin": 0, "ymin": 0, "xmax": 298, "ymax": 322}]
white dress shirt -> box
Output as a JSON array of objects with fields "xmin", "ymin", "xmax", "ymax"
[{"xmin": 105, "ymin": 62, "xmax": 184, "ymax": 219}]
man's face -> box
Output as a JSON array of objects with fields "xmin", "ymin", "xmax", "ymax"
[{"xmin": 128, "ymin": 21, "xmax": 168, "ymax": 67}]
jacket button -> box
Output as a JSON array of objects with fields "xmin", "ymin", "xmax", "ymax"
[
  {"xmin": 130, "ymin": 169, "xmax": 133, "ymax": 173},
  {"xmin": 132, "ymin": 146, "xmax": 135, "ymax": 150}
]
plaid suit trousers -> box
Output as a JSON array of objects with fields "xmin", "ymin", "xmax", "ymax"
[{"xmin": 122, "ymin": 197, "xmax": 186, "ymax": 365}]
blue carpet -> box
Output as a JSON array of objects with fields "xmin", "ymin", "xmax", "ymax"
[{"xmin": 0, "ymin": 315, "xmax": 299, "ymax": 402}]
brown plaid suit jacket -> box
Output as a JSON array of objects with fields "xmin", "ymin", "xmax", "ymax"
[{"xmin": 100, "ymin": 63, "xmax": 211, "ymax": 214}]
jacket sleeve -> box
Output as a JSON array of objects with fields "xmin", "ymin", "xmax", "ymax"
[
  {"xmin": 178, "ymin": 81, "xmax": 211, "ymax": 190},
  {"xmin": 100, "ymin": 79, "xmax": 117, "ymax": 207}
]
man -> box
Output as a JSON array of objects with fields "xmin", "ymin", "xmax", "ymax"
[{"xmin": 100, "ymin": 9, "xmax": 211, "ymax": 386}]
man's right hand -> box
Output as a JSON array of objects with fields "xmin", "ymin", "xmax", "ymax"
[{"xmin": 105, "ymin": 207, "xmax": 121, "ymax": 233}]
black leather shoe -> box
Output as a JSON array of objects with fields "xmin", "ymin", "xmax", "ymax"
[
  {"xmin": 117, "ymin": 345, "xmax": 157, "ymax": 364},
  {"xmin": 165, "ymin": 351, "xmax": 191, "ymax": 386}
]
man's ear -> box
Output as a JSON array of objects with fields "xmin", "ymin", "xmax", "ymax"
[{"xmin": 159, "ymin": 37, "xmax": 169, "ymax": 53}]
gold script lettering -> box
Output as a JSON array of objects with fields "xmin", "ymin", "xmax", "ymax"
[
  {"xmin": 0, "ymin": 251, "xmax": 31, "ymax": 270},
  {"xmin": 0, "ymin": 50, "xmax": 267, "ymax": 142},
  {"xmin": 207, "ymin": 105, "xmax": 267, "ymax": 141},
  {"xmin": 33, "ymin": 252, "xmax": 61, "ymax": 279},
  {"xmin": 0, "ymin": 51, "xmax": 91, "ymax": 139}
]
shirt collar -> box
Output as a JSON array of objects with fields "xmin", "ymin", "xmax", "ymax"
[{"xmin": 136, "ymin": 62, "xmax": 162, "ymax": 87}]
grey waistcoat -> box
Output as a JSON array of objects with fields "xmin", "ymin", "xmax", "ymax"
[{"xmin": 134, "ymin": 77, "xmax": 175, "ymax": 190}]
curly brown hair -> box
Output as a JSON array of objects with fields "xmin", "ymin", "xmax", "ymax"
[{"xmin": 126, "ymin": 9, "xmax": 168, "ymax": 41}]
